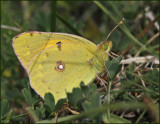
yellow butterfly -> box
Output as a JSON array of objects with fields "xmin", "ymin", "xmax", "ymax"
[{"xmin": 13, "ymin": 32, "xmax": 112, "ymax": 102}]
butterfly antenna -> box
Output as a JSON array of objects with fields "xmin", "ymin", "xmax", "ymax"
[
  {"xmin": 104, "ymin": 18, "xmax": 125, "ymax": 44},
  {"xmin": 97, "ymin": 18, "xmax": 125, "ymax": 50},
  {"xmin": 104, "ymin": 18, "xmax": 125, "ymax": 43}
]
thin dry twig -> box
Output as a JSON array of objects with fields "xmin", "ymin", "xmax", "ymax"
[
  {"xmin": 65, "ymin": 107, "xmax": 80, "ymax": 115},
  {"xmin": 110, "ymin": 51, "xmax": 119, "ymax": 57},
  {"xmin": 121, "ymin": 56, "xmax": 159, "ymax": 65},
  {"xmin": 96, "ymin": 74, "xmax": 108, "ymax": 92},
  {"xmin": 1, "ymin": 25, "xmax": 21, "ymax": 32},
  {"xmin": 53, "ymin": 112, "xmax": 58, "ymax": 123}
]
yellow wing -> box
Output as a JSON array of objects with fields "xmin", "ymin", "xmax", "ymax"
[
  {"xmin": 13, "ymin": 31, "xmax": 97, "ymax": 72},
  {"xmin": 29, "ymin": 40, "xmax": 104, "ymax": 102},
  {"xmin": 13, "ymin": 32, "xmax": 105, "ymax": 102}
]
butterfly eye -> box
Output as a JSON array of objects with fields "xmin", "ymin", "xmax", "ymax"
[{"xmin": 55, "ymin": 60, "xmax": 65, "ymax": 72}]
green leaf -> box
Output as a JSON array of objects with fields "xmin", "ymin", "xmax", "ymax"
[
  {"xmin": 105, "ymin": 56, "xmax": 122, "ymax": 80},
  {"xmin": 4, "ymin": 109, "xmax": 13, "ymax": 123},
  {"xmin": 83, "ymin": 93, "xmax": 101, "ymax": 111},
  {"xmin": 67, "ymin": 82, "xmax": 98, "ymax": 107},
  {"xmin": 44, "ymin": 93, "xmax": 55, "ymax": 113},
  {"xmin": 37, "ymin": 102, "xmax": 144, "ymax": 123},
  {"xmin": 67, "ymin": 87, "xmax": 84, "ymax": 107},
  {"xmin": 1, "ymin": 99, "xmax": 10, "ymax": 119},
  {"xmin": 35, "ymin": 108, "xmax": 41, "ymax": 120},
  {"xmin": 35, "ymin": 106, "xmax": 45, "ymax": 120},
  {"xmin": 22, "ymin": 88, "xmax": 33, "ymax": 107},
  {"xmin": 82, "ymin": 93, "xmax": 102, "ymax": 122},
  {"xmin": 81, "ymin": 82, "xmax": 97, "ymax": 96},
  {"xmin": 55, "ymin": 99, "xmax": 66, "ymax": 112},
  {"xmin": 80, "ymin": 82, "xmax": 90, "ymax": 99},
  {"xmin": 26, "ymin": 107, "xmax": 39, "ymax": 122}
]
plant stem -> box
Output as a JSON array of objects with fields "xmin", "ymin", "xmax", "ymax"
[
  {"xmin": 107, "ymin": 80, "xmax": 112, "ymax": 122},
  {"xmin": 136, "ymin": 109, "xmax": 147, "ymax": 123}
]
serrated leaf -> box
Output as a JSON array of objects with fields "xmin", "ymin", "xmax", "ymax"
[
  {"xmin": 67, "ymin": 87, "xmax": 84, "ymax": 107},
  {"xmin": 105, "ymin": 56, "xmax": 122, "ymax": 80},
  {"xmin": 1, "ymin": 99, "xmax": 10, "ymax": 119},
  {"xmin": 83, "ymin": 93, "xmax": 101, "ymax": 111},
  {"xmin": 22, "ymin": 88, "xmax": 33, "ymax": 106},
  {"xmin": 55, "ymin": 99, "xmax": 66, "ymax": 111},
  {"xmin": 44, "ymin": 93, "xmax": 55, "ymax": 113},
  {"xmin": 80, "ymin": 82, "xmax": 90, "ymax": 98}
]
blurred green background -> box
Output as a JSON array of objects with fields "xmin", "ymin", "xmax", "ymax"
[{"xmin": 1, "ymin": 1, "xmax": 159, "ymax": 123}]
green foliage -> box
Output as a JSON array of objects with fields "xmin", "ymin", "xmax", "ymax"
[
  {"xmin": 1, "ymin": 99, "xmax": 13, "ymax": 123},
  {"xmin": 1, "ymin": 99, "xmax": 10, "ymax": 120},
  {"xmin": 67, "ymin": 87, "xmax": 84, "ymax": 107},
  {"xmin": 105, "ymin": 56, "xmax": 122, "ymax": 80},
  {"xmin": 44, "ymin": 93, "xmax": 55, "ymax": 113},
  {"xmin": 54, "ymin": 99, "xmax": 66, "ymax": 112},
  {"xmin": 35, "ymin": 106, "xmax": 45, "ymax": 120},
  {"xmin": 1, "ymin": 1, "xmax": 159, "ymax": 123},
  {"xmin": 67, "ymin": 82, "xmax": 98, "ymax": 107},
  {"xmin": 22, "ymin": 88, "xmax": 34, "ymax": 107},
  {"xmin": 68, "ymin": 83, "xmax": 104, "ymax": 123},
  {"xmin": 83, "ymin": 92, "xmax": 102, "ymax": 122},
  {"xmin": 142, "ymin": 68, "xmax": 159, "ymax": 84}
]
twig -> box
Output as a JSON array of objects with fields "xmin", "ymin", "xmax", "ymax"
[
  {"xmin": 121, "ymin": 56, "xmax": 159, "ymax": 64},
  {"xmin": 95, "ymin": 74, "xmax": 108, "ymax": 92},
  {"xmin": 65, "ymin": 107, "xmax": 80, "ymax": 115},
  {"xmin": 53, "ymin": 112, "xmax": 58, "ymax": 123},
  {"xmin": 110, "ymin": 51, "xmax": 119, "ymax": 57},
  {"xmin": 1, "ymin": 25, "xmax": 21, "ymax": 32}
]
